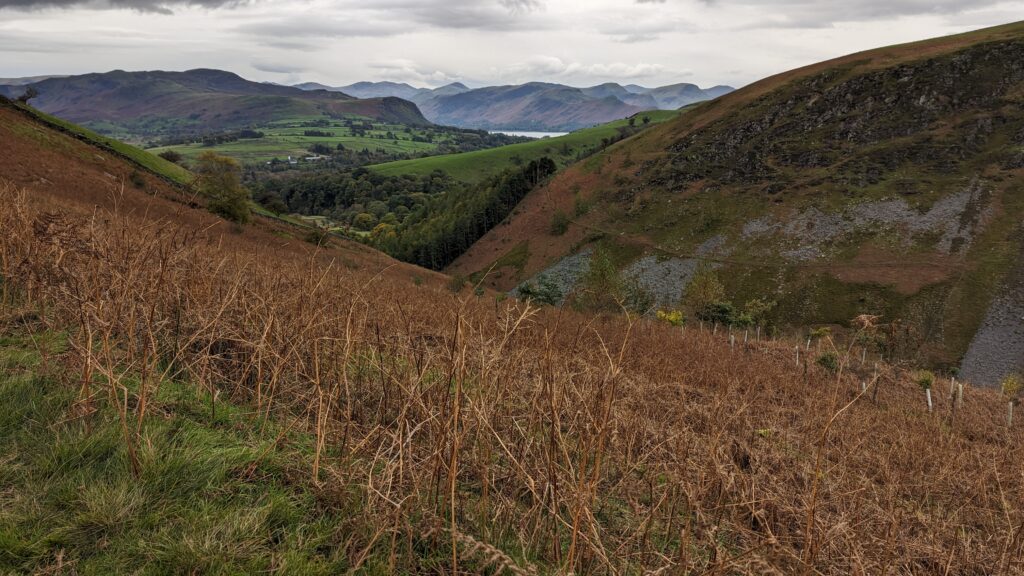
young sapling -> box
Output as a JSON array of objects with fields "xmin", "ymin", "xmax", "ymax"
[
  {"xmin": 1001, "ymin": 374, "xmax": 1022, "ymax": 427},
  {"xmin": 916, "ymin": 370, "xmax": 935, "ymax": 413}
]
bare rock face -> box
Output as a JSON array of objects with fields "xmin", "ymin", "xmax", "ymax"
[
  {"xmin": 960, "ymin": 240, "xmax": 1024, "ymax": 387},
  {"xmin": 511, "ymin": 249, "xmax": 592, "ymax": 306},
  {"xmin": 741, "ymin": 178, "xmax": 994, "ymax": 261}
]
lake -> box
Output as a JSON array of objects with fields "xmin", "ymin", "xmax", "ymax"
[{"xmin": 489, "ymin": 130, "xmax": 569, "ymax": 139}]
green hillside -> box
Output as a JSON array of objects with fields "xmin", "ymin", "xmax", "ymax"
[
  {"xmin": 5, "ymin": 56, "xmax": 1024, "ymax": 575},
  {"xmin": 148, "ymin": 118, "xmax": 444, "ymax": 165},
  {"xmin": 0, "ymin": 332, "xmax": 359, "ymax": 574},
  {"xmin": 370, "ymin": 110, "xmax": 679, "ymax": 183},
  {"xmin": 10, "ymin": 101, "xmax": 193, "ymax": 186},
  {"xmin": 146, "ymin": 118, "xmax": 525, "ymax": 167}
]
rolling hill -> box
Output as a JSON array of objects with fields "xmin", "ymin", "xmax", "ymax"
[
  {"xmin": 644, "ymin": 82, "xmax": 736, "ymax": 109},
  {"xmin": 0, "ymin": 74, "xmax": 67, "ymax": 86},
  {"xmin": 0, "ymin": 69, "xmax": 430, "ymax": 142},
  {"xmin": 0, "ymin": 94, "xmax": 432, "ymax": 279},
  {"xmin": 294, "ymin": 80, "xmax": 472, "ymax": 102},
  {"xmin": 370, "ymin": 109, "xmax": 679, "ymax": 183},
  {"xmin": 414, "ymin": 82, "xmax": 644, "ymax": 131},
  {"xmin": 449, "ymin": 21, "xmax": 1024, "ymax": 385},
  {"xmin": 580, "ymin": 82, "xmax": 659, "ymax": 108},
  {"xmin": 301, "ymin": 79, "xmax": 734, "ymax": 131},
  {"xmin": 3, "ymin": 77, "xmax": 1024, "ymax": 576}
]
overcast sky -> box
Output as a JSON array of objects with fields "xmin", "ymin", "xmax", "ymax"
[{"xmin": 0, "ymin": 0, "xmax": 1021, "ymax": 89}]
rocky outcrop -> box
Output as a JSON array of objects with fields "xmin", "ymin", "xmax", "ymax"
[
  {"xmin": 960, "ymin": 239, "xmax": 1024, "ymax": 387},
  {"xmin": 511, "ymin": 249, "xmax": 592, "ymax": 306},
  {"xmin": 742, "ymin": 179, "xmax": 993, "ymax": 261},
  {"xmin": 661, "ymin": 41, "xmax": 1024, "ymax": 189}
]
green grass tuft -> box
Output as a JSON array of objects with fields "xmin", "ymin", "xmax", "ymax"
[{"xmin": 0, "ymin": 334, "xmax": 352, "ymax": 575}]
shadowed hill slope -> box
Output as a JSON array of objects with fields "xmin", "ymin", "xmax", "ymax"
[
  {"xmin": 317, "ymin": 80, "xmax": 734, "ymax": 131},
  {"xmin": 450, "ymin": 21, "xmax": 1024, "ymax": 383},
  {"xmin": 415, "ymin": 82, "xmax": 646, "ymax": 131}
]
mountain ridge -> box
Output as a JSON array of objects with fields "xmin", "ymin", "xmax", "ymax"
[
  {"xmin": 0, "ymin": 69, "xmax": 431, "ymax": 140},
  {"xmin": 295, "ymin": 79, "xmax": 734, "ymax": 131}
]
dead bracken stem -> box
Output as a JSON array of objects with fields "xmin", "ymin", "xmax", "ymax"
[{"xmin": 1, "ymin": 180, "xmax": 1022, "ymax": 574}]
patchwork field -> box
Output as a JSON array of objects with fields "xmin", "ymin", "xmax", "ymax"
[{"xmin": 146, "ymin": 115, "xmax": 464, "ymax": 165}]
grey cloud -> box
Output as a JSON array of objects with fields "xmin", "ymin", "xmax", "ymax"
[
  {"xmin": 617, "ymin": 33, "xmax": 658, "ymax": 42},
  {"xmin": 599, "ymin": 16, "xmax": 694, "ymax": 43},
  {"xmin": 701, "ymin": 0, "xmax": 1008, "ymax": 27},
  {"xmin": 236, "ymin": 17, "xmax": 401, "ymax": 39},
  {"xmin": 0, "ymin": 28, "xmax": 144, "ymax": 50},
  {"xmin": 236, "ymin": 0, "xmax": 549, "ymax": 46},
  {"xmin": 499, "ymin": 0, "xmax": 543, "ymax": 13},
  {"xmin": 0, "ymin": 0, "xmax": 244, "ymax": 13},
  {"xmin": 368, "ymin": 59, "xmax": 459, "ymax": 86},
  {"xmin": 260, "ymin": 39, "xmax": 318, "ymax": 51},
  {"xmin": 251, "ymin": 61, "xmax": 306, "ymax": 74},
  {"xmin": 366, "ymin": 0, "xmax": 548, "ymax": 31}
]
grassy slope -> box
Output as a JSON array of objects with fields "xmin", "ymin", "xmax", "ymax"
[
  {"xmin": 369, "ymin": 110, "xmax": 678, "ymax": 182},
  {"xmin": 11, "ymin": 102, "xmax": 193, "ymax": 186},
  {"xmin": 449, "ymin": 21, "xmax": 1024, "ymax": 369},
  {"xmin": 0, "ymin": 99, "xmax": 443, "ymax": 289},
  {"xmin": 0, "ymin": 331, "xmax": 366, "ymax": 575}
]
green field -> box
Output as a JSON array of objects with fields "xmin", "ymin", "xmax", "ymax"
[
  {"xmin": 0, "ymin": 331, "xmax": 363, "ymax": 574},
  {"xmin": 16, "ymin": 104, "xmax": 193, "ymax": 186},
  {"xmin": 147, "ymin": 116, "xmax": 461, "ymax": 165},
  {"xmin": 369, "ymin": 110, "xmax": 680, "ymax": 183}
]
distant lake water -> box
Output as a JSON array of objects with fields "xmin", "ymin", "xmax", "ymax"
[{"xmin": 490, "ymin": 130, "xmax": 569, "ymax": 139}]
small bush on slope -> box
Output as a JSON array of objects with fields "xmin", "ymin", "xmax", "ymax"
[{"xmin": 195, "ymin": 151, "xmax": 252, "ymax": 224}]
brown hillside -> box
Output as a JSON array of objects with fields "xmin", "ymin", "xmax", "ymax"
[
  {"xmin": 2, "ymin": 87, "xmax": 1024, "ymax": 573},
  {"xmin": 0, "ymin": 101, "xmax": 443, "ymax": 285},
  {"xmin": 449, "ymin": 21, "xmax": 1024, "ymax": 380}
]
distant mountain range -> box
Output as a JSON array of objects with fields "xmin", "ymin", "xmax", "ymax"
[
  {"xmin": 0, "ymin": 69, "xmax": 733, "ymax": 138},
  {"xmin": 294, "ymin": 80, "xmax": 472, "ymax": 102},
  {"xmin": 294, "ymin": 80, "xmax": 734, "ymax": 131},
  {"xmin": 0, "ymin": 75, "xmax": 68, "ymax": 86},
  {"xmin": 0, "ymin": 69, "xmax": 429, "ymax": 140}
]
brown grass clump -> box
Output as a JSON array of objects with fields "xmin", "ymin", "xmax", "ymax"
[{"xmin": 2, "ymin": 179, "xmax": 1023, "ymax": 575}]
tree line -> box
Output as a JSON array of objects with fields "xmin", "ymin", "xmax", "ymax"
[
  {"xmin": 253, "ymin": 158, "xmax": 557, "ymax": 270},
  {"xmin": 378, "ymin": 158, "xmax": 557, "ymax": 269}
]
